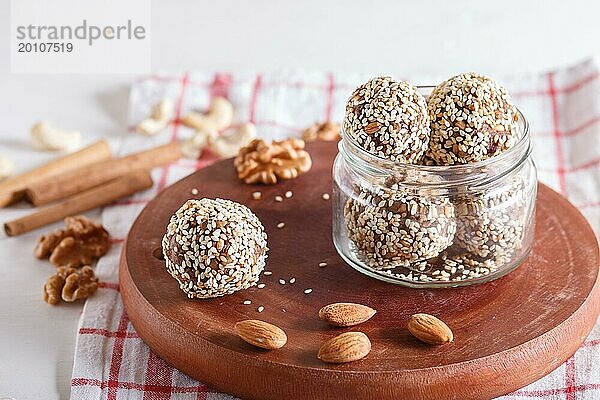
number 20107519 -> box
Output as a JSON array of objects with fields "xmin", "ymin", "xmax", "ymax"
[{"xmin": 17, "ymin": 42, "xmax": 73, "ymax": 52}]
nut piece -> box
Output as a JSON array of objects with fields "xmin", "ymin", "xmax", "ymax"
[
  {"xmin": 234, "ymin": 138, "xmax": 312, "ymax": 185},
  {"xmin": 407, "ymin": 313, "xmax": 453, "ymax": 345},
  {"xmin": 43, "ymin": 266, "xmax": 98, "ymax": 305},
  {"xmin": 182, "ymin": 97, "xmax": 234, "ymax": 132},
  {"xmin": 318, "ymin": 332, "xmax": 371, "ymax": 363},
  {"xmin": 302, "ymin": 121, "xmax": 341, "ymax": 142},
  {"xmin": 34, "ymin": 215, "xmax": 110, "ymax": 267},
  {"xmin": 0, "ymin": 156, "xmax": 14, "ymax": 180},
  {"xmin": 235, "ymin": 319, "xmax": 287, "ymax": 349},
  {"xmin": 43, "ymin": 266, "xmax": 76, "ymax": 305},
  {"xmin": 30, "ymin": 121, "xmax": 82, "ymax": 152},
  {"xmin": 181, "ymin": 129, "xmax": 218, "ymax": 159},
  {"xmin": 61, "ymin": 266, "xmax": 99, "ymax": 302},
  {"xmin": 137, "ymin": 99, "xmax": 173, "ymax": 136},
  {"xmin": 318, "ymin": 303, "xmax": 376, "ymax": 327},
  {"xmin": 211, "ymin": 122, "xmax": 257, "ymax": 158}
]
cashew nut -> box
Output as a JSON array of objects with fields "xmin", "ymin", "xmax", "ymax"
[
  {"xmin": 0, "ymin": 156, "xmax": 14, "ymax": 180},
  {"xmin": 30, "ymin": 121, "xmax": 82, "ymax": 152},
  {"xmin": 181, "ymin": 123, "xmax": 256, "ymax": 159},
  {"xmin": 211, "ymin": 122, "xmax": 257, "ymax": 158},
  {"xmin": 181, "ymin": 129, "xmax": 218, "ymax": 159},
  {"xmin": 137, "ymin": 99, "xmax": 173, "ymax": 136},
  {"xmin": 182, "ymin": 97, "xmax": 234, "ymax": 132}
]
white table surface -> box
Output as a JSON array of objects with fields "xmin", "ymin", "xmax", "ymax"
[{"xmin": 1, "ymin": 1, "xmax": 599, "ymax": 399}]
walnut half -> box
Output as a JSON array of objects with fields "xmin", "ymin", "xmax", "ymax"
[
  {"xmin": 302, "ymin": 121, "xmax": 340, "ymax": 142},
  {"xmin": 35, "ymin": 215, "xmax": 110, "ymax": 268},
  {"xmin": 43, "ymin": 266, "xmax": 98, "ymax": 305},
  {"xmin": 234, "ymin": 138, "xmax": 312, "ymax": 185}
]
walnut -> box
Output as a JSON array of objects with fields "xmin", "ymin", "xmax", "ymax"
[
  {"xmin": 302, "ymin": 121, "xmax": 340, "ymax": 142},
  {"xmin": 62, "ymin": 266, "xmax": 99, "ymax": 302},
  {"xmin": 234, "ymin": 138, "xmax": 312, "ymax": 184},
  {"xmin": 34, "ymin": 215, "xmax": 110, "ymax": 268},
  {"xmin": 43, "ymin": 266, "xmax": 98, "ymax": 305}
]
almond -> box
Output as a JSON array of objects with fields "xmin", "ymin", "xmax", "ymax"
[
  {"xmin": 318, "ymin": 302, "xmax": 376, "ymax": 327},
  {"xmin": 407, "ymin": 313, "xmax": 453, "ymax": 345},
  {"xmin": 318, "ymin": 332, "xmax": 371, "ymax": 363},
  {"xmin": 364, "ymin": 121, "xmax": 380, "ymax": 134},
  {"xmin": 234, "ymin": 319, "xmax": 287, "ymax": 350}
]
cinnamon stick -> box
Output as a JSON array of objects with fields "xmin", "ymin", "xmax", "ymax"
[
  {"xmin": 0, "ymin": 140, "xmax": 112, "ymax": 207},
  {"xmin": 4, "ymin": 171, "xmax": 153, "ymax": 237},
  {"xmin": 26, "ymin": 142, "xmax": 181, "ymax": 207}
]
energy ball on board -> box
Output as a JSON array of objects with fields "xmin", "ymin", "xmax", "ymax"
[
  {"xmin": 343, "ymin": 76, "xmax": 431, "ymax": 163},
  {"xmin": 162, "ymin": 198, "xmax": 268, "ymax": 299},
  {"xmin": 426, "ymin": 72, "xmax": 520, "ymax": 165},
  {"xmin": 344, "ymin": 181, "xmax": 456, "ymax": 270},
  {"xmin": 453, "ymin": 177, "xmax": 529, "ymax": 259}
]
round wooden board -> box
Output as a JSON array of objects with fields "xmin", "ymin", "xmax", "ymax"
[{"xmin": 120, "ymin": 141, "xmax": 600, "ymax": 400}]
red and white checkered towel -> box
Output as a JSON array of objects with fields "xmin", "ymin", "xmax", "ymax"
[{"xmin": 70, "ymin": 60, "xmax": 600, "ymax": 400}]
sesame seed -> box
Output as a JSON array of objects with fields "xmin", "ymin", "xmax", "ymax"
[
  {"xmin": 257, "ymin": 306, "xmax": 264, "ymax": 313},
  {"xmin": 276, "ymin": 222, "xmax": 285, "ymax": 229},
  {"xmin": 285, "ymin": 190, "xmax": 293, "ymax": 198},
  {"xmin": 190, "ymin": 188, "xmax": 199, "ymax": 195},
  {"xmin": 318, "ymin": 262, "xmax": 327, "ymax": 268},
  {"xmin": 322, "ymin": 193, "xmax": 330, "ymax": 200},
  {"xmin": 289, "ymin": 277, "xmax": 296, "ymax": 284},
  {"xmin": 303, "ymin": 288, "xmax": 312, "ymax": 294},
  {"xmin": 275, "ymin": 195, "xmax": 283, "ymax": 202},
  {"xmin": 278, "ymin": 279, "xmax": 285, "ymax": 285},
  {"xmin": 252, "ymin": 191, "xmax": 261, "ymax": 200},
  {"xmin": 257, "ymin": 283, "xmax": 265, "ymax": 289},
  {"xmin": 243, "ymin": 300, "xmax": 252, "ymax": 305},
  {"xmin": 263, "ymin": 271, "xmax": 272, "ymax": 275}
]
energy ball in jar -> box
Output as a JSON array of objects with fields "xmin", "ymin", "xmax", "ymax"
[
  {"xmin": 426, "ymin": 72, "xmax": 520, "ymax": 165},
  {"xmin": 162, "ymin": 198, "xmax": 268, "ymax": 299},
  {"xmin": 453, "ymin": 177, "xmax": 529, "ymax": 260},
  {"xmin": 343, "ymin": 76, "xmax": 431, "ymax": 163},
  {"xmin": 344, "ymin": 180, "xmax": 456, "ymax": 270}
]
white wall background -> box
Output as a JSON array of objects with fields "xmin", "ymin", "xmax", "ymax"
[{"xmin": 0, "ymin": 1, "xmax": 598, "ymax": 399}]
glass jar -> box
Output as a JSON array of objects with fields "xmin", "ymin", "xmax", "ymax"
[{"xmin": 332, "ymin": 106, "xmax": 537, "ymax": 288}]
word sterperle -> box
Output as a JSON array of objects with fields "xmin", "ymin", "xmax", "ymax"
[{"xmin": 16, "ymin": 19, "xmax": 146, "ymax": 46}]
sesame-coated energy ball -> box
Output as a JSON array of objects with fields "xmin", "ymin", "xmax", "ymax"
[
  {"xmin": 426, "ymin": 72, "xmax": 520, "ymax": 165},
  {"xmin": 343, "ymin": 77, "xmax": 431, "ymax": 163},
  {"xmin": 344, "ymin": 182, "xmax": 456, "ymax": 270},
  {"xmin": 162, "ymin": 198, "xmax": 268, "ymax": 299},
  {"xmin": 453, "ymin": 178, "xmax": 529, "ymax": 259}
]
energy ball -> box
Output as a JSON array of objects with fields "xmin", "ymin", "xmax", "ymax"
[
  {"xmin": 453, "ymin": 178, "xmax": 529, "ymax": 259},
  {"xmin": 426, "ymin": 72, "xmax": 520, "ymax": 165},
  {"xmin": 343, "ymin": 76, "xmax": 430, "ymax": 163},
  {"xmin": 162, "ymin": 198, "xmax": 268, "ymax": 299},
  {"xmin": 344, "ymin": 182, "xmax": 456, "ymax": 270}
]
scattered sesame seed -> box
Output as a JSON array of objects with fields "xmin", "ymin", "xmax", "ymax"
[
  {"xmin": 282, "ymin": 308, "xmax": 286, "ymax": 312},
  {"xmin": 274, "ymin": 195, "xmax": 283, "ymax": 202},
  {"xmin": 303, "ymin": 288, "xmax": 313, "ymax": 294},
  {"xmin": 242, "ymin": 300, "xmax": 252, "ymax": 305},
  {"xmin": 252, "ymin": 191, "xmax": 262, "ymax": 200},
  {"xmin": 285, "ymin": 190, "xmax": 293, "ymax": 198},
  {"xmin": 278, "ymin": 279, "xmax": 286, "ymax": 285},
  {"xmin": 257, "ymin": 283, "xmax": 265, "ymax": 289},
  {"xmin": 190, "ymin": 188, "xmax": 199, "ymax": 195},
  {"xmin": 289, "ymin": 277, "xmax": 296, "ymax": 284},
  {"xmin": 276, "ymin": 222, "xmax": 285, "ymax": 229},
  {"xmin": 257, "ymin": 306, "xmax": 264, "ymax": 313},
  {"xmin": 263, "ymin": 271, "xmax": 272, "ymax": 275},
  {"xmin": 322, "ymin": 193, "xmax": 330, "ymax": 200},
  {"xmin": 318, "ymin": 262, "xmax": 327, "ymax": 268}
]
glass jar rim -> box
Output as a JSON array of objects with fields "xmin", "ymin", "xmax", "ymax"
[
  {"xmin": 341, "ymin": 107, "xmax": 530, "ymax": 171},
  {"xmin": 339, "ymin": 107, "xmax": 532, "ymax": 189}
]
